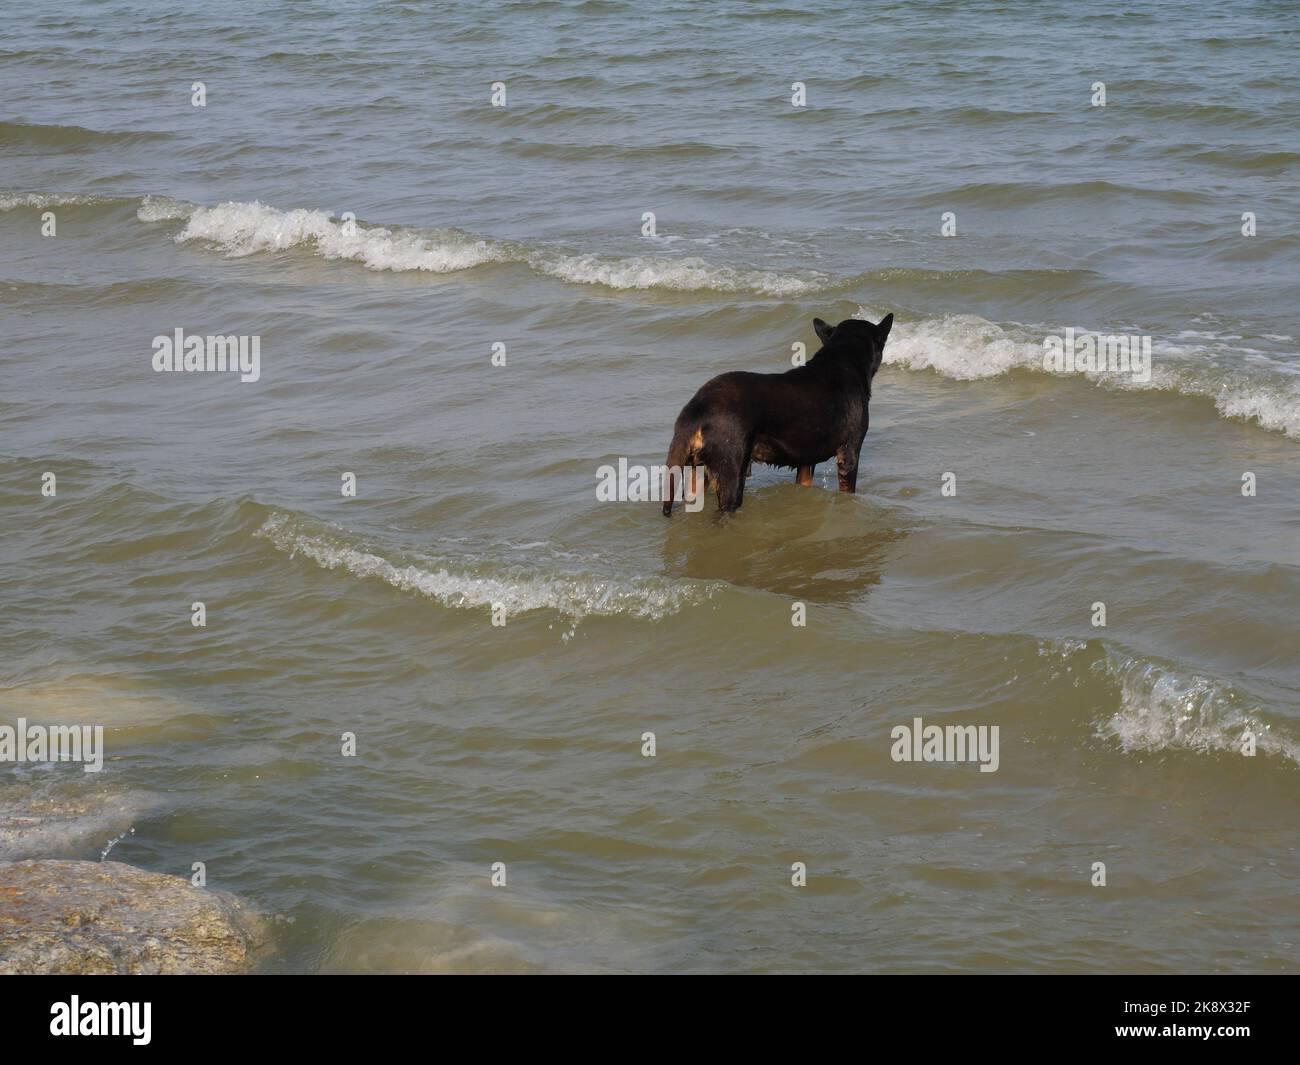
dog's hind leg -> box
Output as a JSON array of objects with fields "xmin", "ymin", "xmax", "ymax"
[
  {"xmin": 795, "ymin": 465, "xmax": 814, "ymax": 487},
  {"xmin": 835, "ymin": 448, "xmax": 858, "ymax": 493}
]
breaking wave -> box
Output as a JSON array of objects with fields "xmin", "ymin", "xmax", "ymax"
[
  {"xmin": 1093, "ymin": 646, "xmax": 1300, "ymax": 767},
  {"xmin": 863, "ymin": 308, "xmax": 1300, "ymax": 440},
  {"xmin": 154, "ymin": 198, "xmax": 823, "ymax": 294},
  {"xmin": 254, "ymin": 510, "xmax": 715, "ymax": 621},
  {"xmin": 7, "ymin": 189, "xmax": 1296, "ymax": 439}
]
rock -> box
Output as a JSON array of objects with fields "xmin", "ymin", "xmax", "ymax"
[{"xmin": 0, "ymin": 860, "xmax": 266, "ymax": 974}]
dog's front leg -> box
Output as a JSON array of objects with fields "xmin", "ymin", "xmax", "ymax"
[
  {"xmin": 835, "ymin": 449, "xmax": 858, "ymax": 493},
  {"xmin": 795, "ymin": 465, "xmax": 814, "ymax": 486}
]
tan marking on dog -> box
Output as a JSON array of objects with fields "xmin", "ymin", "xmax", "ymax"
[{"xmin": 687, "ymin": 428, "xmax": 704, "ymax": 455}]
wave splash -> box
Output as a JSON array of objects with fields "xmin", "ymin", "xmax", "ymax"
[
  {"xmin": 1086, "ymin": 644, "xmax": 1300, "ymax": 767},
  {"xmin": 863, "ymin": 307, "xmax": 1300, "ymax": 439},
  {"xmin": 161, "ymin": 198, "xmax": 822, "ymax": 295},
  {"xmin": 253, "ymin": 510, "xmax": 714, "ymax": 621}
]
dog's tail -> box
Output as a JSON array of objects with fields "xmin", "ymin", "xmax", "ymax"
[{"xmin": 662, "ymin": 422, "xmax": 693, "ymax": 517}]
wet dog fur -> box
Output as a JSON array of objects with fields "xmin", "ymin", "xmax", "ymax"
[{"xmin": 663, "ymin": 315, "xmax": 892, "ymax": 514}]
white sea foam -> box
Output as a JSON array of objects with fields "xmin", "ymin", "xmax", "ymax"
[
  {"xmin": 1211, "ymin": 384, "xmax": 1300, "ymax": 438},
  {"xmin": 535, "ymin": 252, "xmax": 823, "ymax": 295},
  {"xmin": 1094, "ymin": 649, "xmax": 1299, "ymax": 767},
  {"xmin": 254, "ymin": 512, "xmax": 711, "ymax": 620},
  {"xmin": 0, "ymin": 191, "xmax": 110, "ymax": 211},
  {"xmin": 136, "ymin": 194, "xmax": 196, "ymax": 222},
  {"xmin": 165, "ymin": 199, "xmax": 825, "ymax": 294},
  {"xmin": 861, "ymin": 307, "xmax": 1300, "ymax": 438},
  {"xmin": 174, "ymin": 200, "xmax": 507, "ymax": 273},
  {"xmin": 875, "ymin": 311, "xmax": 1043, "ymax": 379}
]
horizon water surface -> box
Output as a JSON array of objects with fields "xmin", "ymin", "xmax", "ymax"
[{"xmin": 1, "ymin": 0, "xmax": 1298, "ymax": 974}]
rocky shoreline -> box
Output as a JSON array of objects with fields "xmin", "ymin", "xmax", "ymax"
[
  {"xmin": 0, "ymin": 859, "xmax": 266, "ymax": 974},
  {"xmin": 0, "ymin": 787, "xmax": 266, "ymax": 974}
]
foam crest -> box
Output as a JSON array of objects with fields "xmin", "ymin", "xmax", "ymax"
[
  {"xmin": 254, "ymin": 512, "xmax": 711, "ymax": 620},
  {"xmin": 1208, "ymin": 384, "xmax": 1300, "ymax": 439},
  {"xmin": 174, "ymin": 201, "xmax": 506, "ymax": 273},
  {"xmin": 0, "ymin": 191, "xmax": 113, "ymax": 211},
  {"xmin": 136, "ymin": 194, "xmax": 196, "ymax": 222},
  {"xmin": 878, "ymin": 312, "xmax": 1044, "ymax": 379},
  {"xmin": 864, "ymin": 307, "xmax": 1300, "ymax": 438},
  {"xmin": 534, "ymin": 252, "xmax": 824, "ymax": 295},
  {"xmin": 1095, "ymin": 650, "xmax": 1299, "ymax": 767},
  {"xmin": 165, "ymin": 198, "xmax": 825, "ymax": 293}
]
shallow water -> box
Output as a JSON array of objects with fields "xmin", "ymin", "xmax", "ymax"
[{"xmin": 1, "ymin": 0, "xmax": 1298, "ymax": 973}]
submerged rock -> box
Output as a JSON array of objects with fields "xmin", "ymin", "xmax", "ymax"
[
  {"xmin": 0, "ymin": 787, "xmax": 164, "ymax": 861},
  {"xmin": 0, "ymin": 859, "xmax": 266, "ymax": 974}
]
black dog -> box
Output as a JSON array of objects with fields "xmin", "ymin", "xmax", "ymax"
[{"xmin": 663, "ymin": 315, "xmax": 892, "ymax": 514}]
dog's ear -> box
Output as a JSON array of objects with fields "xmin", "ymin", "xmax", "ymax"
[
  {"xmin": 876, "ymin": 313, "xmax": 894, "ymax": 341},
  {"xmin": 813, "ymin": 318, "xmax": 835, "ymax": 344}
]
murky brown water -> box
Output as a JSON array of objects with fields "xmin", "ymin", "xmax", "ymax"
[{"xmin": 2, "ymin": 0, "xmax": 1298, "ymax": 973}]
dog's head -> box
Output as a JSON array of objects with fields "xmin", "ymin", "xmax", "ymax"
[{"xmin": 813, "ymin": 315, "xmax": 893, "ymax": 376}]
